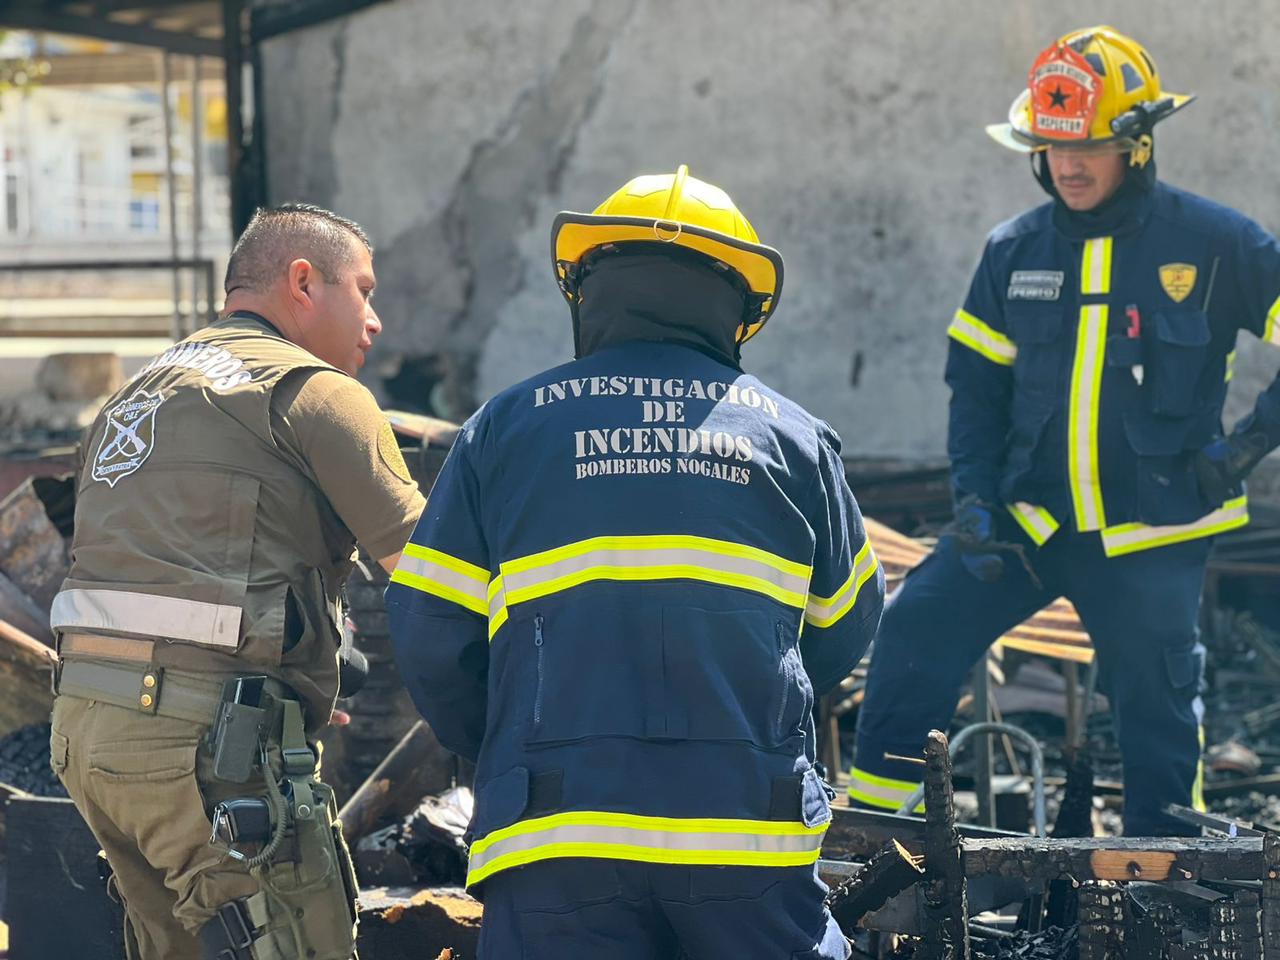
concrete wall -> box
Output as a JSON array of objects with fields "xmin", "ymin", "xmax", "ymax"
[{"xmin": 260, "ymin": 0, "xmax": 1280, "ymax": 465}]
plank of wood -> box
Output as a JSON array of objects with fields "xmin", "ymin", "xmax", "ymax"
[{"xmin": 963, "ymin": 837, "xmax": 1262, "ymax": 883}]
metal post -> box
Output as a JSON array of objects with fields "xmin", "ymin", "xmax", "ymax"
[
  {"xmin": 190, "ymin": 55, "xmax": 204, "ymax": 332},
  {"xmin": 971, "ymin": 653, "xmax": 994, "ymax": 828},
  {"xmin": 158, "ymin": 52, "xmax": 182, "ymax": 339},
  {"xmin": 223, "ymin": 0, "xmax": 251, "ymax": 238}
]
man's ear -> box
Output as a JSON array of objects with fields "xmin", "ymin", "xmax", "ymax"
[{"xmin": 286, "ymin": 258, "xmax": 316, "ymax": 308}]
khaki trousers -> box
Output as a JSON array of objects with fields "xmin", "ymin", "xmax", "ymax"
[{"xmin": 51, "ymin": 694, "xmax": 268, "ymax": 959}]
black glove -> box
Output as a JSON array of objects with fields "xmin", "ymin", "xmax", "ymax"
[
  {"xmin": 941, "ymin": 496, "xmax": 1043, "ymax": 588},
  {"xmin": 1195, "ymin": 428, "xmax": 1271, "ymax": 506},
  {"xmin": 942, "ymin": 497, "xmax": 1004, "ymax": 582}
]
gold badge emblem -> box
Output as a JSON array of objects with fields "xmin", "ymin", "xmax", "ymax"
[{"xmin": 1159, "ymin": 263, "xmax": 1197, "ymax": 303}]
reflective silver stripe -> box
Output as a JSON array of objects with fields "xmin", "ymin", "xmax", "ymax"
[
  {"xmin": 1081, "ymin": 235, "xmax": 1112, "ymax": 295},
  {"xmin": 392, "ymin": 549, "xmax": 488, "ymax": 614},
  {"xmin": 51, "ymin": 588, "xmax": 242, "ymax": 649},
  {"xmin": 805, "ymin": 540, "xmax": 878, "ymax": 628},
  {"xmin": 847, "ymin": 766, "xmax": 923, "ymax": 813},
  {"xmin": 500, "ymin": 537, "xmax": 810, "ymax": 609},
  {"xmin": 1068, "ymin": 303, "xmax": 1109, "ymax": 531},
  {"xmin": 466, "ymin": 812, "xmax": 826, "ymax": 885},
  {"xmin": 1100, "ymin": 496, "xmax": 1249, "ymax": 557},
  {"xmin": 1007, "ymin": 502, "xmax": 1059, "ymax": 547}
]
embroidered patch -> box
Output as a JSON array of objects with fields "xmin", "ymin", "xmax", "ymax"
[
  {"xmin": 91, "ymin": 389, "xmax": 166, "ymax": 487},
  {"xmin": 1008, "ymin": 270, "xmax": 1064, "ymax": 301},
  {"xmin": 1159, "ymin": 263, "xmax": 1197, "ymax": 303},
  {"xmin": 378, "ymin": 421, "xmax": 413, "ymax": 484}
]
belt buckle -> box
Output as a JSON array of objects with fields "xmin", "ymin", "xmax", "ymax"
[{"xmin": 137, "ymin": 667, "xmax": 164, "ymax": 714}]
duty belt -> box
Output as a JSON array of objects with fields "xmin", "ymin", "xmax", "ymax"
[{"xmin": 55, "ymin": 633, "xmax": 295, "ymax": 726}]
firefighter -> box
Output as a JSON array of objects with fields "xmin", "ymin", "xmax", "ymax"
[
  {"xmin": 386, "ymin": 166, "xmax": 884, "ymax": 957},
  {"xmin": 854, "ymin": 26, "xmax": 1280, "ymax": 836},
  {"xmin": 49, "ymin": 204, "xmax": 425, "ymax": 958}
]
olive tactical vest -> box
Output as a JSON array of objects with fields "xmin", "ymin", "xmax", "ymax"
[{"xmin": 52, "ymin": 313, "xmax": 358, "ymax": 726}]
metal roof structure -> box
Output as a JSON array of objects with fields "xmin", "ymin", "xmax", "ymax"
[{"xmin": 0, "ymin": 0, "xmax": 391, "ymax": 234}]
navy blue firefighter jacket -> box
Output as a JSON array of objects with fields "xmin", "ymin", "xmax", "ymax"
[
  {"xmin": 385, "ymin": 340, "xmax": 884, "ymax": 890},
  {"xmin": 946, "ymin": 181, "xmax": 1280, "ymax": 556}
]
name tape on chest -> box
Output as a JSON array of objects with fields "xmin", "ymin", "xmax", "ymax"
[{"xmin": 1007, "ymin": 270, "xmax": 1064, "ymax": 301}]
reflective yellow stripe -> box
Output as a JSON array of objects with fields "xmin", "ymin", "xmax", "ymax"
[
  {"xmin": 805, "ymin": 540, "xmax": 878, "ymax": 629},
  {"xmin": 487, "ymin": 576, "xmax": 508, "ymax": 638},
  {"xmin": 1192, "ymin": 725, "xmax": 1206, "ymax": 812},
  {"xmin": 1225, "ymin": 349, "xmax": 1236, "ymax": 383},
  {"xmin": 1100, "ymin": 496, "xmax": 1249, "ymax": 557},
  {"xmin": 1007, "ymin": 502, "xmax": 1059, "ymax": 547},
  {"xmin": 847, "ymin": 766, "xmax": 924, "ymax": 814},
  {"xmin": 1080, "ymin": 236, "xmax": 1112, "ymax": 295},
  {"xmin": 947, "ymin": 308, "xmax": 1017, "ymax": 366},
  {"xmin": 391, "ymin": 543, "xmax": 490, "ymax": 615},
  {"xmin": 466, "ymin": 811, "xmax": 827, "ymax": 886},
  {"xmin": 489, "ymin": 535, "xmax": 810, "ymax": 634},
  {"xmin": 1265, "ymin": 294, "xmax": 1280, "ymax": 346},
  {"xmin": 403, "ymin": 542, "xmax": 489, "ymax": 582},
  {"xmin": 1068, "ymin": 303, "xmax": 1109, "ymax": 531}
]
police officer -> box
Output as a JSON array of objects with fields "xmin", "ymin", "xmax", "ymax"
[
  {"xmin": 386, "ymin": 166, "xmax": 884, "ymax": 958},
  {"xmin": 854, "ymin": 27, "xmax": 1280, "ymax": 836},
  {"xmin": 49, "ymin": 203, "xmax": 425, "ymax": 958}
]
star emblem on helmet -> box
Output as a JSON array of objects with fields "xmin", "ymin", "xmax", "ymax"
[{"xmin": 1047, "ymin": 84, "xmax": 1071, "ymax": 111}]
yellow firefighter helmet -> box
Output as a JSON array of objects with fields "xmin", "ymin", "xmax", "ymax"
[
  {"xmin": 550, "ymin": 165, "xmax": 784, "ymax": 343},
  {"xmin": 987, "ymin": 26, "xmax": 1194, "ymax": 167}
]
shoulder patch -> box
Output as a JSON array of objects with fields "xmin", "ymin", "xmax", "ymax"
[
  {"xmin": 1159, "ymin": 263, "xmax": 1197, "ymax": 303},
  {"xmin": 378, "ymin": 421, "xmax": 413, "ymax": 484},
  {"xmin": 91, "ymin": 389, "xmax": 166, "ymax": 487}
]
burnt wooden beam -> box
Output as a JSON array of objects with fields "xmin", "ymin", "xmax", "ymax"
[
  {"xmin": 1263, "ymin": 832, "xmax": 1280, "ymax": 955},
  {"xmin": 1078, "ymin": 882, "xmax": 1127, "ymax": 960},
  {"xmin": 920, "ymin": 730, "xmax": 970, "ymax": 960},
  {"xmin": 337, "ymin": 720, "xmax": 457, "ymax": 843},
  {"xmin": 963, "ymin": 837, "xmax": 1264, "ymax": 884},
  {"xmin": 826, "ymin": 840, "xmax": 924, "ymax": 934},
  {"xmin": 1210, "ymin": 889, "xmax": 1263, "ymax": 960},
  {"xmin": 821, "ymin": 805, "xmax": 1020, "ymax": 863}
]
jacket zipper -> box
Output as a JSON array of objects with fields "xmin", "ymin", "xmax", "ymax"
[
  {"xmin": 533, "ymin": 614, "xmax": 545, "ymax": 726},
  {"xmin": 775, "ymin": 621, "xmax": 792, "ymax": 733}
]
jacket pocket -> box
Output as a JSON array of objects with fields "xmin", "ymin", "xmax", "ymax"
[
  {"xmin": 471, "ymin": 765, "xmax": 530, "ymax": 841},
  {"xmin": 1145, "ymin": 311, "xmax": 1211, "ymax": 417},
  {"xmin": 1007, "ymin": 306, "xmax": 1066, "ymax": 402},
  {"xmin": 773, "ymin": 622, "xmax": 811, "ymax": 746},
  {"xmin": 662, "ymin": 606, "xmax": 787, "ymax": 747},
  {"xmin": 1123, "ymin": 411, "xmax": 1206, "ymax": 525},
  {"xmin": 1000, "ymin": 403, "xmax": 1056, "ymax": 498}
]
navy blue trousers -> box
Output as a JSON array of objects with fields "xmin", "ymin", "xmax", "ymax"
[
  {"xmin": 855, "ymin": 518, "xmax": 1209, "ymax": 837},
  {"xmin": 476, "ymin": 859, "xmax": 849, "ymax": 959}
]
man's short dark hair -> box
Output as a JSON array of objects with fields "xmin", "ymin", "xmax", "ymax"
[{"xmin": 224, "ymin": 203, "xmax": 372, "ymax": 294}]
